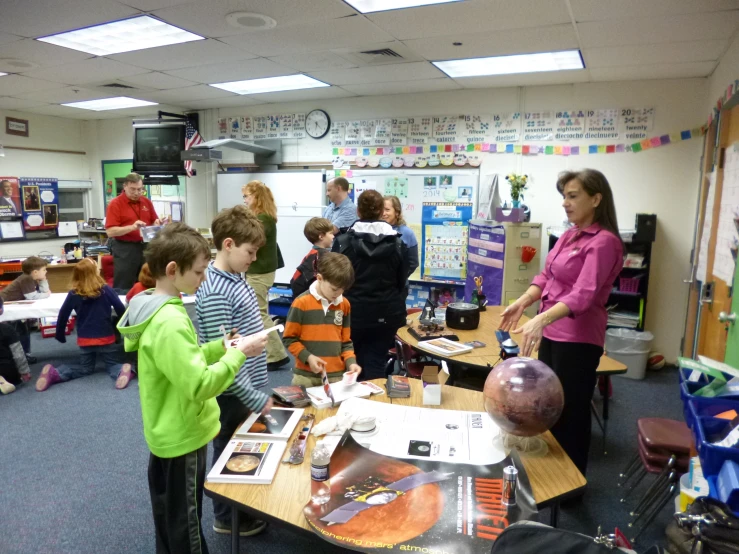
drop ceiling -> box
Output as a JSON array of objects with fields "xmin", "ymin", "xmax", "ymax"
[{"xmin": 0, "ymin": 0, "xmax": 735, "ymax": 119}]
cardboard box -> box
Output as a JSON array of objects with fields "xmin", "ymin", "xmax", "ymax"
[{"xmin": 422, "ymin": 363, "xmax": 449, "ymax": 405}]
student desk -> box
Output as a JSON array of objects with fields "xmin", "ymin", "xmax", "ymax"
[
  {"xmin": 204, "ymin": 378, "xmax": 586, "ymax": 554},
  {"xmin": 397, "ymin": 308, "xmax": 627, "ymax": 454}
]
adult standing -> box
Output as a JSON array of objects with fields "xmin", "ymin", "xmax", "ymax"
[
  {"xmin": 0, "ymin": 180, "xmax": 18, "ymax": 215},
  {"xmin": 323, "ymin": 177, "xmax": 357, "ymax": 234},
  {"xmin": 382, "ymin": 195, "xmax": 419, "ymax": 277},
  {"xmin": 105, "ymin": 173, "xmax": 163, "ymax": 291},
  {"xmin": 333, "ymin": 190, "xmax": 408, "ymax": 380},
  {"xmin": 242, "ymin": 180, "xmax": 289, "ymax": 370},
  {"xmin": 499, "ymin": 169, "xmax": 624, "ymax": 476}
]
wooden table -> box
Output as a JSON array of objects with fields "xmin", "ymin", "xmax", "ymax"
[
  {"xmin": 397, "ymin": 307, "xmax": 628, "ymax": 454},
  {"xmin": 205, "ymin": 378, "xmax": 586, "ymax": 554}
]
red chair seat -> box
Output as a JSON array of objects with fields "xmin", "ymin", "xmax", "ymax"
[
  {"xmin": 637, "ymin": 435, "xmax": 689, "ymax": 472},
  {"xmin": 637, "ymin": 418, "xmax": 692, "ymax": 454}
]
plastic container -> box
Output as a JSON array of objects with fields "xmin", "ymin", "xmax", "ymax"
[
  {"xmin": 39, "ymin": 316, "xmax": 75, "ymax": 339},
  {"xmin": 679, "ymin": 473, "xmax": 701, "ymax": 512},
  {"xmin": 605, "ymin": 328, "xmax": 654, "ymax": 380},
  {"xmin": 619, "ymin": 275, "xmax": 643, "ymax": 293},
  {"xmin": 692, "ymin": 411, "xmax": 739, "ymax": 478},
  {"xmin": 681, "ymin": 370, "xmax": 739, "ymax": 430}
]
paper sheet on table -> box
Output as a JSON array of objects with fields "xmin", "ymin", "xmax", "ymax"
[{"xmin": 322, "ymin": 397, "xmax": 506, "ymax": 466}]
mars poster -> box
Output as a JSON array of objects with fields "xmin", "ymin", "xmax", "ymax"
[{"xmin": 304, "ymin": 433, "xmax": 537, "ymax": 553}]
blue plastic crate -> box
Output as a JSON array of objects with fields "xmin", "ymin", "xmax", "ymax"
[
  {"xmin": 680, "ymin": 369, "xmax": 738, "ymax": 430},
  {"xmin": 691, "ymin": 407, "xmax": 739, "ymax": 478}
]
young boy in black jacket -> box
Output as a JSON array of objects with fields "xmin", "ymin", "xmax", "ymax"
[{"xmin": 290, "ymin": 217, "xmax": 334, "ymax": 298}]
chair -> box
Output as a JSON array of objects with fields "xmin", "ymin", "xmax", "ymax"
[
  {"xmin": 386, "ymin": 308, "xmax": 425, "ymax": 375},
  {"xmin": 100, "ymin": 255, "xmax": 114, "ymax": 288},
  {"xmin": 394, "ymin": 337, "xmax": 435, "ymax": 379}
]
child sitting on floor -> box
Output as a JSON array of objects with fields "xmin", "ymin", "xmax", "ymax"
[
  {"xmin": 36, "ymin": 258, "xmax": 131, "ymax": 392},
  {"xmin": 0, "ymin": 297, "xmax": 32, "ymax": 394},
  {"xmin": 126, "ymin": 263, "xmax": 156, "ymax": 302}
]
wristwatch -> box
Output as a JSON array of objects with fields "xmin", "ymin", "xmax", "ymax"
[{"xmin": 320, "ymin": 470, "xmax": 453, "ymax": 524}]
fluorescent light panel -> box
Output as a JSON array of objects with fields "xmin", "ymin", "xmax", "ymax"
[
  {"xmin": 344, "ymin": 0, "xmax": 463, "ymax": 13},
  {"xmin": 37, "ymin": 15, "xmax": 204, "ymax": 56},
  {"xmin": 433, "ymin": 50, "xmax": 585, "ymax": 78},
  {"xmin": 62, "ymin": 97, "xmax": 158, "ymax": 111},
  {"xmin": 210, "ymin": 74, "xmax": 330, "ymax": 95},
  {"xmin": 0, "ymin": 72, "xmax": 7, "ymax": 77}
]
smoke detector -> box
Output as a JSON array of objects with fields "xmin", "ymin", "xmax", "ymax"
[
  {"xmin": 225, "ymin": 12, "xmax": 277, "ymax": 30},
  {"xmin": 0, "ymin": 58, "xmax": 39, "ymax": 72}
]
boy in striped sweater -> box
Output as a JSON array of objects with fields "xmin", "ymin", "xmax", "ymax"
[
  {"xmin": 283, "ymin": 252, "xmax": 362, "ymax": 387},
  {"xmin": 195, "ymin": 205, "xmax": 270, "ymax": 538}
]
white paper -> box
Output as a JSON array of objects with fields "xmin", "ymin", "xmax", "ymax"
[
  {"xmin": 171, "ymin": 202, "xmax": 182, "ymax": 222},
  {"xmin": 688, "ymin": 370, "xmax": 703, "ymax": 382},
  {"xmin": 713, "ymin": 147, "xmax": 739, "ymax": 285},
  {"xmin": 696, "ymin": 172, "xmax": 716, "ymax": 283},
  {"xmin": 233, "ymin": 407, "xmax": 303, "ymax": 440},
  {"xmin": 0, "ymin": 220, "xmax": 24, "ymax": 238},
  {"xmin": 57, "ymin": 221, "xmax": 78, "ymax": 237},
  {"xmin": 697, "ymin": 355, "xmax": 739, "ymax": 379}
]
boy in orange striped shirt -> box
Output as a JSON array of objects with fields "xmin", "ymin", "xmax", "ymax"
[{"xmin": 283, "ymin": 253, "xmax": 362, "ymax": 387}]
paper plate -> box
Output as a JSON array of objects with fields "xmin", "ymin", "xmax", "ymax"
[
  {"xmin": 392, "ymin": 156, "xmax": 404, "ymax": 168},
  {"xmin": 403, "ymin": 155, "xmax": 415, "ymax": 167},
  {"xmin": 467, "ymin": 153, "xmax": 482, "ymax": 167},
  {"xmin": 415, "ymin": 156, "xmax": 428, "ymax": 168},
  {"xmin": 428, "ymin": 154, "xmax": 440, "ymax": 167},
  {"xmin": 453, "ymin": 152, "xmax": 467, "ymax": 166},
  {"xmin": 440, "ymin": 153, "xmax": 454, "ymax": 166},
  {"xmin": 368, "ymin": 156, "xmax": 380, "ymax": 168},
  {"xmin": 379, "ymin": 156, "xmax": 393, "ymax": 168},
  {"xmin": 355, "ymin": 156, "xmax": 368, "ymax": 168}
]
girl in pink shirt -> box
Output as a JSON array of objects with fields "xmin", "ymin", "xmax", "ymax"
[{"xmin": 500, "ymin": 169, "xmax": 624, "ymax": 476}]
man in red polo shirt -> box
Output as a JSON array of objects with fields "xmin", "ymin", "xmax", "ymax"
[{"xmin": 105, "ymin": 173, "xmax": 165, "ymax": 290}]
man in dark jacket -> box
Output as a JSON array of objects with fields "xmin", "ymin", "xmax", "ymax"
[{"xmin": 333, "ymin": 190, "xmax": 408, "ymax": 380}]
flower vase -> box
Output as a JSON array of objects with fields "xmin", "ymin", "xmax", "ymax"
[{"xmin": 511, "ymin": 200, "xmax": 521, "ymax": 208}]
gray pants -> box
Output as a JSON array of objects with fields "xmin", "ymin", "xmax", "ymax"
[{"xmin": 112, "ymin": 239, "xmax": 145, "ymax": 291}]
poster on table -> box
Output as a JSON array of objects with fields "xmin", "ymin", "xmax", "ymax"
[
  {"xmin": 0, "ymin": 176, "xmax": 21, "ymax": 218},
  {"xmin": 422, "ymin": 203, "xmax": 473, "ymax": 282},
  {"xmin": 465, "ymin": 221, "xmax": 505, "ymax": 306},
  {"xmin": 304, "ymin": 432, "xmax": 537, "ymax": 553},
  {"xmin": 20, "ymin": 177, "xmax": 58, "ymax": 231}
]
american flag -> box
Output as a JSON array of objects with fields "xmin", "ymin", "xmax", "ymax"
[{"xmin": 184, "ymin": 119, "xmax": 203, "ymax": 177}]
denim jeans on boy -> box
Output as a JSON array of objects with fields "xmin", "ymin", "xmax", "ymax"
[{"xmin": 57, "ymin": 343, "xmax": 127, "ymax": 381}]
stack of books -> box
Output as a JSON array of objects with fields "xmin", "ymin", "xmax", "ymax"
[
  {"xmin": 386, "ymin": 375, "xmax": 411, "ymax": 398},
  {"xmin": 607, "ymin": 311, "xmax": 640, "ymax": 329},
  {"xmin": 272, "ymin": 385, "xmax": 310, "ymax": 408}
]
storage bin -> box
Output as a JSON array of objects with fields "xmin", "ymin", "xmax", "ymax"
[
  {"xmin": 619, "ymin": 274, "xmax": 643, "ymax": 293},
  {"xmin": 692, "ymin": 410, "xmax": 739, "ymax": 478},
  {"xmin": 605, "ymin": 328, "xmax": 653, "ymax": 380}
]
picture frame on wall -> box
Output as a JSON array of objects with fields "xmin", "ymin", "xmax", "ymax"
[
  {"xmin": 6, "ymin": 117, "xmax": 29, "ymax": 137},
  {"xmin": 0, "ymin": 220, "xmax": 26, "ymax": 241}
]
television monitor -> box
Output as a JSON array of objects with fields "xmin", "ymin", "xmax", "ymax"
[{"xmin": 133, "ymin": 124, "xmax": 186, "ymax": 175}]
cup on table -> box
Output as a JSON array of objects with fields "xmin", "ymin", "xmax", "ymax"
[{"xmin": 342, "ymin": 372, "xmax": 358, "ymax": 385}]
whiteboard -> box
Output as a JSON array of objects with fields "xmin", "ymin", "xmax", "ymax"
[{"xmin": 217, "ymin": 171, "xmax": 326, "ymax": 285}]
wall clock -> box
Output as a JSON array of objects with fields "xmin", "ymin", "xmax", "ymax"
[{"xmin": 305, "ymin": 109, "xmax": 330, "ymax": 139}]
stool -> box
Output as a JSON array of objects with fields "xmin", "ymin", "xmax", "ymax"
[{"xmin": 637, "ymin": 418, "xmax": 692, "ymax": 455}]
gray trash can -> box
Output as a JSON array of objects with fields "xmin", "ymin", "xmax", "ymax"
[{"xmin": 605, "ymin": 329, "xmax": 654, "ymax": 380}]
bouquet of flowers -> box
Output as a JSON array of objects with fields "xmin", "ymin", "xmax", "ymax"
[{"xmin": 505, "ymin": 173, "xmax": 528, "ymax": 202}]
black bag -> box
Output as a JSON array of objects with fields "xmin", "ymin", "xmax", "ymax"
[
  {"xmin": 276, "ymin": 243, "xmax": 285, "ymax": 270},
  {"xmin": 668, "ymin": 497, "xmax": 739, "ymax": 554},
  {"xmin": 490, "ymin": 523, "xmax": 629, "ymax": 554}
]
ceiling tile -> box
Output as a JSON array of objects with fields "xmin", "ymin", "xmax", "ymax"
[
  {"xmin": 165, "ymin": 58, "xmax": 297, "ymax": 84},
  {"xmin": 455, "ymin": 69, "xmax": 591, "ymax": 89},
  {"xmin": 0, "ymin": 97, "xmax": 50, "ymax": 110},
  {"xmin": 151, "ymin": 0, "xmax": 356, "ymax": 38},
  {"xmin": 0, "ymin": 39, "xmax": 93, "ymax": 71},
  {"xmin": 0, "ymin": 75, "xmax": 67, "ymax": 95},
  {"xmin": 21, "ymin": 58, "xmax": 148, "ymax": 85},
  {"xmin": 17, "ymin": 86, "xmax": 117, "ymax": 104},
  {"xmin": 368, "ymin": 0, "xmax": 570, "ymax": 40},
  {"xmin": 135, "ymin": 85, "xmax": 238, "ymax": 103},
  {"xmin": 584, "ymin": 40, "xmax": 728, "ymax": 68},
  {"xmin": 589, "ymin": 61, "xmax": 717, "ymax": 82},
  {"xmin": 343, "ymin": 78, "xmax": 461, "ymax": 96},
  {"xmin": 109, "ymin": 39, "xmax": 257, "ymax": 71},
  {"xmin": 0, "ymin": 33, "xmax": 25, "ymax": 46},
  {"xmin": 268, "ymin": 51, "xmax": 359, "ymax": 72},
  {"xmin": 117, "ymin": 0, "xmax": 197, "ymax": 10},
  {"xmin": 578, "ymin": 11, "xmax": 739, "ymax": 48},
  {"xmin": 221, "ymin": 16, "xmax": 394, "ymax": 57},
  {"xmin": 308, "ymin": 61, "xmax": 444, "ymax": 85},
  {"xmin": 109, "ymin": 71, "xmax": 198, "ymax": 90},
  {"xmin": 177, "ymin": 96, "xmax": 268, "ymax": 110},
  {"xmin": 571, "ymin": 0, "xmax": 739, "ymax": 21},
  {"xmin": 0, "ymin": 0, "xmax": 140, "ymax": 38},
  {"xmin": 404, "ymin": 24, "xmax": 578, "ymax": 61},
  {"xmin": 243, "ymin": 86, "xmax": 357, "ymax": 103}
]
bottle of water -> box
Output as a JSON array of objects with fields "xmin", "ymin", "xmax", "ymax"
[{"xmin": 310, "ymin": 441, "xmax": 331, "ymax": 505}]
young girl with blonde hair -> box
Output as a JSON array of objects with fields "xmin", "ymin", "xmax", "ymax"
[{"xmin": 36, "ymin": 258, "xmax": 131, "ymax": 391}]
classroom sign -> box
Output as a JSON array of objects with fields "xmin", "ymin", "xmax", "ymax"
[
  {"xmin": 0, "ymin": 176, "xmax": 21, "ymax": 218},
  {"xmin": 20, "ymin": 177, "xmax": 58, "ymax": 231}
]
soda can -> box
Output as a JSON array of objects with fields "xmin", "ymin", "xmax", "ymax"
[{"xmin": 502, "ymin": 465, "xmax": 518, "ymax": 506}]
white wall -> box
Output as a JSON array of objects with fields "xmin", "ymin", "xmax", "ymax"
[
  {"xmin": 200, "ymin": 79, "xmax": 708, "ymax": 360},
  {"xmin": 0, "ymin": 109, "xmax": 91, "ymax": 257},
  {"xmin": 706, "ymin": 33, "xmax": 739, "ymax": 116}
]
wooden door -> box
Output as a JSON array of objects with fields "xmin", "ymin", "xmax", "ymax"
[
  {"xmin": 697, "ymin": 106, "xmax": 739, "ymax": 361},
  {"xmin": 724, "ymin": 258, "xmax": 739, "ymax": 367}
]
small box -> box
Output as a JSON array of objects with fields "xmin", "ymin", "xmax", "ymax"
[
  {"xmin": 422, "ymin": 364, "xmax": 449, "ymax": 405},
  {"xmin": 494, "ymin": 207, "xmax": 525, "ymax": 223}
]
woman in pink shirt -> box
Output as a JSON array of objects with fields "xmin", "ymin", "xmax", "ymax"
[{"xmin": 500, "ymin": 169, "xmax": 624, "ymax": 476}]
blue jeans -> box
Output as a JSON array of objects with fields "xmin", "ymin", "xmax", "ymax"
[{"xmin": 57, "ymin": 343, "xmax": 127, "ymax": 382}]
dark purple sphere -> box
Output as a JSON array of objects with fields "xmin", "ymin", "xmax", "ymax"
[{"xmin": 483, "ymin": 357, "xmax": 564, "ymax": 437}]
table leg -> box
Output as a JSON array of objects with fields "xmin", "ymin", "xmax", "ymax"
[
  {"xmin": 602, "ymin": 376, "xmax": 611, "ymax": 455},
  {"xmin": 549, "ymin": 502, "xmax": 560, "ymax": 527},
  {"xmin": 231, "ymin": 506, "xmax": 240, "ymax": 554}
]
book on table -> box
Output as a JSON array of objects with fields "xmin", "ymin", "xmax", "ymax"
[
  {"xmin": 271, "ymin": 385, "xmax": 311, "ymax": 407},
  {"xmin": 207, "ymin": 407, "xmax": 304, "ymax": 485},
  {"xmin": 306, "ymin": 381, "xmax": 384, "ymax": 409},
  {"xmin": 386, "ymin": 375, "xmax": 411, "ymax": 398},
  {"xmin": 417, "ymin": 337, "xmax": 473, "ymax": 357}
]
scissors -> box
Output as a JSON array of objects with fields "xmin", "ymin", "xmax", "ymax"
[{"xmin": 474, "ymin": 276, "xmax": 483, "ymax": 292}]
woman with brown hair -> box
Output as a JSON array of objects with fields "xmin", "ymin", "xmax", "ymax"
[
  {"xmin": 382, "ymin": 195, "xmax": 419, "ymax": 277},
  {"xmin": 242, "ymin": 180, "xmax": 289, "ymax": 370},
  {"xmin": 333, "ymin": 190, "xmax": 409, "ymax": 380},
  {"xmin": 499, "ymin": 169, "xmax": 624, "ymax": 476}
]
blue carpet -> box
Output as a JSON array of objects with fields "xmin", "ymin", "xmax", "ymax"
[{"xmin": 0, "ymin": 327, "xmax": 683, "ymax": 553}]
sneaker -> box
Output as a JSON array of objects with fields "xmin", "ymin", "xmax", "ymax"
[
  {"xmin": 213, "ymin": 518, "xmax": 267, "ymax": 537},
  {"xmin": 36, "ymin": 364, "xmax": 61, "ymax": 392},
  {"xmin": 0, "ymin": 376, "xmax": 16, "ymax": 395},
  {"xmin": 267, "ymin": 357, "xmax": 290, "ymax": 371},
  {"xmin": 115, "ymin": 364, "xmax": 134, "ymax": 390}
]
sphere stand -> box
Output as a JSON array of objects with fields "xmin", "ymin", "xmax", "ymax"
[{"xmin": 495, "ymin": 431, "xmax": 549, "ymax": 457}]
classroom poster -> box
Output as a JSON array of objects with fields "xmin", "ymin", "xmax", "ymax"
[
  {"xmin": 492, "ymin": 112, "xmax": 521, "ymax": 142},
  {"xmin": 463, "ymin": 114, "xmax": 491, "ymax": 143},
  {"xmin": 240, "ymin": 116, "xmax": 253, "ymax": 140},
  {"xmin": 465, "ymin": 222, "xmax": 505, "ymax": 306},
  {"xmin": 0, "ymin": 177, "xmax": 21, "ymax": 218},
  {"xmin": 620, "ymin": 107, "xmax": 655, "ymax": 141},
  {"xmin": 422, "ymin": 203, "xmax": 472, "ymax": 281},
  {"xmin": 330, "ymin": 121, "xmax": 346, "ymax": 147},
  {"xmin": 523, "ymin": 111, "xmax": 555, "ymax": 141},
  {"xmin": 217, "ymin": 117, "xmax": 228, "ymax": 139},
  {"xmin": 433, "ymin": 115, "xmax": 462, "ymax": 144},
  {"xmin": 584, "ymin": 109, "xmax": 619, "ymax": 140},
  {"xmin": 554, "ymin": 110, "xmax": 586, "ymax": 140},
  {"xmin": 384, "ymin": 176, "xmax": 408, "ymax": 199},
  {"xmin": 391, "ymin": 118, "xmax": 409, "ymax": 145},
  {"xmin": 304, "ymin": 433, "xmax": 536, "ymax": 553},
  {"xmin": 407, "ymin": 116, "xmax": 432, "ymax": 144},
  {"xmin": 253, "ymin": 116, "xmax": 269, "ymax": 140},
  {"xmin": 20, "ymin": 177, "xmax": 58, "ymax": 231},
  {"xmin": 228, "ymin": 116, "xmax": 240, "ymax": 138}
]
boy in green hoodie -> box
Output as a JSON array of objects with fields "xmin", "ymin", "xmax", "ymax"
[{"xmin": 118, "ymin": 223, "xmax": 261, "ymax": 554}]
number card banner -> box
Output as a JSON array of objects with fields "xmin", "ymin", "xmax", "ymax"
[
  {"xmin": 240, "ymin": 116, "xmax": 253, "ymax": 140},
  {"xmin": 217, "ymin": 118, "xmax": 228, "ymax": 139},
  {"xmin": 292, "ymin": 113, "xmax": 306, "ymax": 139},
  {"xmin": 266, "ymin": 115, "xmax": 282, "ymax": 139},
  {"xmin": 585, "ymin": 109, "xmax": 619, "ymax": 140},
  {"xmin": 20, "ymin": 177, "xmax": 58, "ymax": 231},
  {"xmin": 277, "ymin": 114, "xmax": 293, "ymax": 139},
  {"xmin": 227, "ymin": 117, "xmax": 240, "ymax": 139},
  {"xmin": 620, "ymin": 107, "xmax": 655, "ymax": 140},
  {"xmin": 391, "ymin": 118, "xmax": 409, "ymax": 145},
  {"xmin": 464, "ymin": 115, "xmax": 491, "ymax": 143},
  {"xmin": 433, "ymin": 115, "xmax": 462, "ymax": 143},
  {"xmin": 345, "ymin": 121, "xmax": 361, "ymax": 147},
  {"xmin": 253, "ymin": 116, "xmax": 268, "ymax": 140},
  {"xmin": 523, "ymin": 111, "xmax": 555, "ymax": 141},
  {"xmin": 360, "ymin": 120, "xmax": 377, "ymax": 147},
  {"xmin": 492, "ymin": 112, "xmax": 521, "ymax": 142},
  {"xmin": 374, "ymin": 119, "xmax": 392, "ymax": 146},
  {"xmin": 330, "ymin": 121, "xmax": 346, "ymax": 147},
  {"xmin": 407, "ymin": 116, "xmax": 432, "ymax": 144},
  {"xmin": 554, "ymin": 110, "xmax": 586, "ymax": 140}
]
